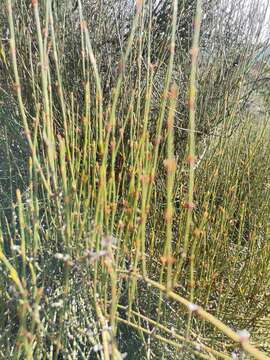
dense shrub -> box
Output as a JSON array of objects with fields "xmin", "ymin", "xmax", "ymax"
[{"xmin": 0, "ymin": 0, "xmax": 269, "ymax": 358}]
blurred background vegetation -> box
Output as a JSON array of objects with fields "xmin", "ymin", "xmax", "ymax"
[{"xmin": 0, "ymin": 0, "xmax": 269, "ymax": 358}]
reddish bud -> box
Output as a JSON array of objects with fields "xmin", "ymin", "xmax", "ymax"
[{"xmin": 183, "ymin": 202, "xmax": 195, "ymax": 210}]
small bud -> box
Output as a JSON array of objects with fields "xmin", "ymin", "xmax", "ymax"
[
  {"xmin": 93, "ymin": 344, "xmax": 103, "ymax": 352},
  {"xmin": 237, "ymin": 329, "xmax": 250, "ymax": 342},
  {"xmin": 187, "ymin": 303, "xmax": 199, "ymax": 312}
]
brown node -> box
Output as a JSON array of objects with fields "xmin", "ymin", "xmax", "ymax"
[
  {"xmin": 167, "ymin": 86, "xmax": 178, "ymax": 99},
  {"xmin": 13, "ymin": 83, "xmax": 20, "ymax": 92},
  {"xmin": 160, "ymin": 255, "xmax": 176, "ymax": 265},
  {"xmin": 163, "ymin": 158, "xmax": 176, "ymax": 172},
  {"xmin": 189, "ymin": 47, "xmax": 199, "ymax": 57},
  {"xmin": 164, "ymin": 208, "xmax": 173, "ymax": 222},
  {"xmin": 155, "ymin": 136, "xmax": 162, "ymax": 146},
  {"xmin": 183, "ymin": 202, "xmax": 195, "ymax": 210},
  {"xmin": 150, "ymin": 62, "xmax": 158, "ymax": 70},
  {"xmin": 80, "ymin": 21, "xmax": 87, "ymax": 31},
  {"xmin": 188, "ymin": 98, "xmax": 195, "ymax": 109},
  {"xmin": 119, "ymin": 128, "xmax": 124, "ymax": 137},
  {"xmin": 136, "ymin": 0, "xmax": 143, "ymax": 13},
  {"xmin": 193, "ymin": 228, "xmax": 201, "ymax": 238},
  {"xmin": 140, "ymin": 174, "xmax": 150, "ymax": 184},
  {"xmin": 186, "ymin": 154, "xmax": 196, "ymax": 164}
]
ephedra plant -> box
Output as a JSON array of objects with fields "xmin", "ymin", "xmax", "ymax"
[{"xmin": 0, "ymin": 0, "xmax": 269, "ymax": 358}]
